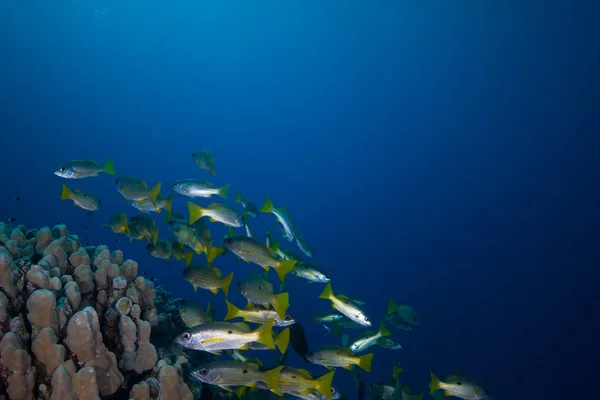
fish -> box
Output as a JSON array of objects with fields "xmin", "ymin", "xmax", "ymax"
[
  {"xmin": 375, "ymin": 337, "xmax": 402, "ymax": 350},
  {"xmin": 182, "ymin": 264, "xmax": 233, "ymax": 297},
  {"xmin": 223, "ymin": 236, "xmax": 296, "ymax": 282},
  {"xmin": 319, "ymin": 283, "xmax": 371, "ymax": 327},
  {"xmin": 168, "ymin": 218, "xmax": 223, "ymax": 263},
  {"xmin": 146, "ymin": 239, "xmax": 172, "ymax": 261},
  {"xmin": 430, "ymin": 372, "xmax": 489, "ymax": 400},
  {"xmin": 349, "ymin": 324, "xmax": 391, "ymax": 353},
  {"xmin": 130, "ymin": 193, "xmax": 173, "ymax": 217},
  {"xmin": 128, "ymin": 215, "xmax": 159, "ymax": 245},
  {"xmin": 103, "ymin": 212, "xmax": 129, "ymax": 234},
  {"xmin": 192, "ymin": 149, "xmax": 217, "ymax": 176},
  {"xmin": 237, "ymin": 274, "xmax": 276, "ymax": 307},
  {"xmin": 276, "ymin": 367, "xmax": 335, "ymax": 400},
  {"xmin": 260, "ymin": 196, "xmax": 296, "ymax": 241},
  {"xmin": 385, "ymin": 299, "xmax": 421, "ymax": 330},
  {"xmin": 293, "ymin": 262, "xmax": 330, "ymax": 283},
  {"xmin": 146, "ymin": 239, "xmax": 191, "ymax": 264},
  {"xmin": 314, "ymin": 313, "xmax": 344, "ymax": 323},
  {"xmin": 59, "ymin": 184, "xmax": 101, "ymax": 211},
  {"xmin": 236, "ymin": 191, "xmax": 258, "ymax": 217},
  {"xmin": 306, "ymin": 345, "xmax": 373, "ymax": 372},
  {"xmin": 173, "ymin": 179, "xmax": 230, "ymax": 199},
  {"xmin": 169, "ymin": 241, "xmax": 194, "ymax": 265},
  {"xmin": 175, "ymin": 320, "xmax": 275, "ymax": 352},
  {"xmin": 179, "ymin": 300, "xmax": 215, "ymax": 327},
  {"xmin": 188, "ymin": 202, "xmax": 243, "ymax": 227},
  {"xmin": 290, "ymin": 322, "xmax": 310, "ymax": 360},
  {"xmin": 225, "ymin": 300, "xmax": 293, "ymax": 325},
  {"xmin": 190, "ymin": 361, "xmax": 283, "ymax": 394},
  {"xmin": 115, "ymin": 176, "xmax": 161, "ymax": 207},
  {"xmin": 295, "ymin": 235, "xmax": 314, "ymax": 258},
  {"xmin": 54, "ymin": 158, "xmax": 115, "ymax": 179}
]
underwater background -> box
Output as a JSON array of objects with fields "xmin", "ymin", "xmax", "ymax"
[{"xmin": 1, "ymin": 1, "xmax": 599, "ymax": 399}]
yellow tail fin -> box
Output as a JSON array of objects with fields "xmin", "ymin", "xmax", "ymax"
[
  {"xmin": 275, "ymin": 328, "xmax": 290, "ymax": 355},
  {"xmin": 272, "ymin": 292, "xmax": 290, "ymax": 319},
  {"xmin": 260, "ymin": 195, "xmax": 275, "ymax": 213},
  {"xmin": 207, "ymin": 247, "xmax": 224, "ymax": 265},
  {"xmin": 275, "ymin": 260, "xmax": 296, "ymax": 282},
  {"xmin": 148, "ymin": 182, "xmax": 161, "ymax": 207},
  {"xmin": 188, "ymin": 201, "xmax": 205, "ymax": 225},
  {"xmin": 429, "ymin": 371, "xmax": 442, "ymax": 394},
  {"xmin": 314, "ymin": 371, "xmax": 335, "ymax": 400},
  {"xmin": 102, "ymin": 157, "xmax": 115, "ymax": 174},
  {"xmin": 162, "ymin": 193, "xmax": 173, "ymax": 218},
  {"xmin": 219, "ymin": 184, "xmax": 230, "ymax": 200},
  {"xmin": 224, "ymin": 301, "xmax": 242, "ymax": 321},
  {"xmin": 253, "ymin": 319, "xmax": 275, "ymax": 349},
  {"xmin": 183, "ymin": 252, "xmax": 193, "ymax": 266},
  {"xmin": 221, "ymin": 272, "xmax": 234, "ymax": 298},
  {"xmin": 319, "ymin": 282, "xmax": 334, "ymax": 300},
  {"xmin": 60, "ymin": 184, "xmax": 72, "ymax": 200},
  {"xmin": 380, "ymin": 323, "xmax": 391, "ymax": 338},
  {"xmin": 152, "ymin": 227, "xmax": 159, "ymax": 245},
  {"xmin": 262, "ymin": 365, "xmax": 283, "ymax": 396},
  {"xmin": 357, "ymin": 353, "xmax": 373, "ymax": 373}
]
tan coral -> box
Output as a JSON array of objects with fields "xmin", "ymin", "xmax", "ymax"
[
  {"xmin": 26, "ymin": 289, "xmax": 58, "ymax": 337},
  {"xmin": 32, "ymin": 327, "xmax": 66, "ymax": 375},
  {"xmin": 157, "ymin": 364, "xmax": 193, "ymax": 400},
  {"xmin": 0, "ymin": 332, "xmax": 35, "ymax": 400}
]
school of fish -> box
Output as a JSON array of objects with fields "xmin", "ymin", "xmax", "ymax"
[{"xmin": 54, "ymin": 151, "xmax": 494, "ymax": 400}]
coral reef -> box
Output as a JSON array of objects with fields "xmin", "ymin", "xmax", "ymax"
[{"xmin": 0, "ymin": 222, "xmax": 198, "ymax": 399}]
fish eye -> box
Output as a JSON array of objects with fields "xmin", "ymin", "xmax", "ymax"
[
  {"xmin": 115, "ymin": 178, "xmax": 119, "ymax": 184},
  {"xmin": 456, "ymin": 382, "xmax": 462, "ymax": 385},
  {"xmin": 331, "ymin": 388, "xmax": 336, "ymax": 393},
  {"xmin": 181, "ymin": 332, "xmax": 191, "ymax": 340},
  {"xmin": 60, "ymin": 167, "xmax": 65, "ymax": 171},
  {"xmin": 365, "ymin": 316, "xmax": 370, "ymax": 322},
  {"xmin": 284, "ymin": 315, "xmax": 292, "ymax": 321},
  {"xmin": 200, "ymin": 368, "xmax": 208, "ymax": 375}
]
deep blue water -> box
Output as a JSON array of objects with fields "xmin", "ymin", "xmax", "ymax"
[{"xmin": 1, "ymin": 1, "xmax": 599, "ymax": 399}]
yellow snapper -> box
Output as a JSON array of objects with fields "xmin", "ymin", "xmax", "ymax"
[
  {"xmin": 306, "ymin": 345, "xmax": 373, "ymax": 372},
  {"xmin": 128, "ymin": 215, "xmax": 158, "ymax": 245},
  {"xmin": 192, "ymin": 149, "xmax": 217, "ymax": 176},
  {"xmin": 223, "ymin": 236, "xmax": 296, "ymax": 282},
  {"xmin": 115, "ymin": 176, "xmax": 161, "ymax": 207},
  {"xmin": 225, "ymin": 300, "xmax": 293, "ymax": 325},
  {"xmin": 173, "ymin": 179, "xmax": 230, "ymax": 199},
  {"xmin": 276, "ymin": 368, "xmax": 335, "ymax": 400},
  {"xmin": 319, "ymin": 283, "xmax": 371, "ymax": 327},
  {"xmin": 349, "ymin": 323, "xmax": 391, "ymax": 353},
  {"xmin": 260, "ymin": 196, "xmax": 296, "ymax": 241},
  {"xmin": 55, "ymin": 158, "xmax": 115, "ymax": 179},
  {"xmin": 188, "ymin": 201, "xmax": 243, "ymax": 227},
  {"xmin": 175, "ymin": 320, "xmax": 275, "ymax": 352},
  {"xmin": 182, "ymin": 264, "xmax": 233, "ymax": 297},
  {"xmin": 236, "ymin": 191, "xmax": 258, "ymax": 217},
  {"xmin": 103, "ymin": 212, "xmax": 129, "ymax": 234},
  {"xmin": 130, "ymin": 193, "xmax": 173, "ymax": 217},
  {"xmin": 190, "ymin": 361, "xmax": 283, "ymax": 395},
  {"xmin": 179, "ymin": 300, "xmax": 215, "ymax": 327},
  {"xmin": 430, "ymin": 372, "xmax": 489, "ymax": 400},
  {"xmin": 60, "ymin": 184, "xmax": 101, "ymax": 211}
]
